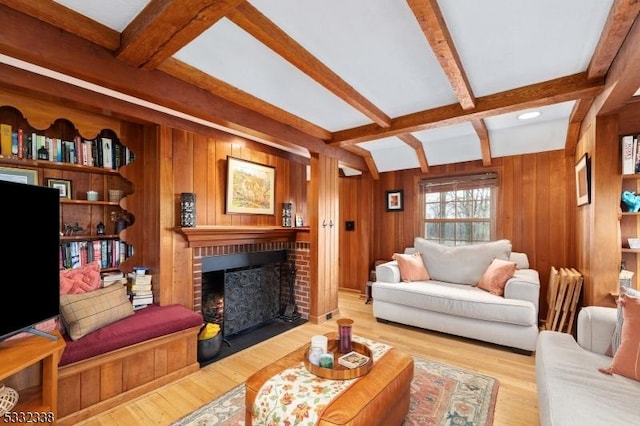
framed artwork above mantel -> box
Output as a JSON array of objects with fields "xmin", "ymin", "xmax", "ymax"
[{"xmin": 225, "ymin": 156, "xmax": 275, "ymax": 215}]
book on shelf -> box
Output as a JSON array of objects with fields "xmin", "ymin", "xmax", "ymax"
[
  {"xmin": 11, "ymin": 130, "xmax": 18, "ymax": 156},
  {"xmin": 132, "ymin": 303, "xmax": 149, "ymax": 310},
  {"xmin": 132, "ymin": 295, "xmax": 153, "ymax": 305},
  {"xmin": 102, "ymin": 137, "xmax": 113, "ymax": 169},
  {"xmin": 130, "ymin": 283, "xmax": 152, "ymax": 292},
  {"xmin": 1, "ymin": 123, "xmax": 12, "ymax": 157},
  {"xmin": 17, "ymin": 128, "xmax": 23, "ymax": 159},
  {"xmin": 102, "ymin": 271, "xmax": 126, "ymax": 287},
  {"xmin": 128, "ymin": 273, "xmax": 152, "ymax": 285},
  {"xmin": 622, "ymin": 134, "xmax": 640, "ymax": 175},
  {"xmin": 338, "ymin": 351, "xmax": 370, "ymax": 369}
]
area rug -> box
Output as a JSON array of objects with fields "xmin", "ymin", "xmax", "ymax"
[{"xmin": 172, "ymin": 356, "xmax": 498, "ymax": 426}]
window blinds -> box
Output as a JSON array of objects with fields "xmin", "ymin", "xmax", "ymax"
[{"xmin": 420, "ymin": 172, "xmax": 498, "ymax": 192}]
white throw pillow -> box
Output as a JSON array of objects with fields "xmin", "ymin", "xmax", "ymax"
[{"xmin": 414, "ymin": 238, "xmax": 512, "ymax": 285}]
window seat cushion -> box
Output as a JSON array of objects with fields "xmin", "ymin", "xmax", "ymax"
[{"xmin": 59, "ymin": 303, "xmax": 203, "ymax": 367}]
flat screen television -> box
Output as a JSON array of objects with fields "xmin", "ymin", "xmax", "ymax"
[{"xmin": 0, "ymin": 179, "xmax": 60, "ymax": 342}]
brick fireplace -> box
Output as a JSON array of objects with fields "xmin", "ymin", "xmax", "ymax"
[{"xmin": 180, "ymin": 227, "xmax": 311, "ymax": 321}]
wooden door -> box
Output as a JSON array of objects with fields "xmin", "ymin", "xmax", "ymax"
[{"xmin": 309, "ymin": 154, "xmax": 339, "ymax": 322}]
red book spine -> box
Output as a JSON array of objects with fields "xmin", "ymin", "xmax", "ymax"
[{"xmin": 17, "ymin": 128, "xmax": 23, "ymax": 159}]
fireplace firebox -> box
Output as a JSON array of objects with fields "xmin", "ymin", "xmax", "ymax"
[{"xmin": 201, "ymin": 250, "xmax": 288, "ymax": 338}]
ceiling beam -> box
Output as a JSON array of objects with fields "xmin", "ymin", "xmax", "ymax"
[
  {"xmin": 227, "ymin": 2, "xmax": 392, "ymax": 128},
  {"xmin": 590, "ymin": 13, "xmax": 640, "ymax": 116},
  {"xmin": 0, "ymin": 4, "xmax": 367, "ymax": 170},
  {"xmin": 406, "ymin": 0, "xmax": 476, "ymax": 110},
  {"xmin": 587, "ymin": 0, "xmax": 640, "ymax": 80},
  {"xmin": 0, "ymin": 0, "xmax": 120, "ymax": 50},
  {"xmin": 564, "ymin": 98, "xmax": 594, "ymax": 155},
  {"xmin": 343, "ymin": 145, "xmax": 379, "ymax": 180},
  {"xmin": 330, "ymin": 72, "xmax": 604, "ymax": 146},
  {"xmin": 470, "ymin": 119, "xmax": 491, "ymax": 166},
  {"xmin": 397, "ymin": 134, "xmax": 429, "ymax": 173},
  {"xmin": 158, "ymin": 58, "xmax": 332, "ymax": 140},
  {"xmin": 118, "ymin": 0, "xmax": 246, "ymax": 69},
  {"xmin": 0, "ymin": 61, "xmax": 311, "ymax": 163}
]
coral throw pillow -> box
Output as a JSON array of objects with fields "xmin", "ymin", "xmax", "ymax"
[
  {"xmin": 60, "ymin": 261, "xmax": 101, "ymax": 295},
  {"xmin": 477, "ymin": 258, "xmax": 517, "ymax": 296},
  {"xmin": 392, "ymin": 252, "xmax": 430, "ymax": 282},
  {"xmin": 600, "ymin": 293, "xmax": 640, "ymax": 381},
  {"xmin": 606, "ymin": 286, "xmax": 640, "ymax": 356}
]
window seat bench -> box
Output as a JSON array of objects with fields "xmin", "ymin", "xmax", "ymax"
[{"xmin": 57, "ymin": 303, "xmax": 203, "ymax": 425}]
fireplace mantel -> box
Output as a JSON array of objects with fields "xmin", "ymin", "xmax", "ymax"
[{"xmin": 177, "ymin": 226, "xmax": 310, "ymax": 247}]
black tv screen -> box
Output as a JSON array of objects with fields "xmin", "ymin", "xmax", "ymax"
[{"xmin": 0, "ymin": 179, "xmax": 60, "ymax": 341}]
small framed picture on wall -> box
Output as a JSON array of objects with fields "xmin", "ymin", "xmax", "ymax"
[
  {"xmin": 46, "ymin": 178, "xmax": 72, "ymax": 199},
  {"xmin": 386, "ymin": 189, "xmax": 404, "ymax": 212}
]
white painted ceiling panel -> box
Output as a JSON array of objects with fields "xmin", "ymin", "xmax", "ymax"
[
  {"xmin": 413, "ymin": 122, "xmax": 477, "ymax": 142},
  {"xmin": 174, "ymin": 19, "xmax": 366, "ymax": 131},
  {"xmin": 490, "ymin": 118, "xmax": 570, "ymax": 158},
  {"xmin": 249, "ymin": 0, "xmax": 459, "ymax": 118},
  {"xmin": 485, "ymin": 101, "xmax": 576, "ymax": 131},
  {"xmin": 438, "ymin": 0, "xmax": 613, "ymax": 96},
  {"xmin": 53, "ymin": 0, "xmax": 150, "ymax": 32},
  {"xmin": 423, "ymin": 134, "xmax": 483, "ymax": 166},
  {"xmin": 358, "ymin": 136, "xmax": 407, "ymax": 151},
  {"xmin": 370, "ymin": 144, "xmax": 420, "ymax": 173}
]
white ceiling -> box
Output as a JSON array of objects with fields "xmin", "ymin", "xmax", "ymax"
[{"xmin": 37, "ymin": 1, "xmax": 617, "ymax": 174}]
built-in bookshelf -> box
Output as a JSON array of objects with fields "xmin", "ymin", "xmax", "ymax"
[
  {"xmin": 0, "ymin": 104, "xmax": 135, "ymax": 273},
  {"xmin": 621, "ymin": 133, "xmax": 640, "ymax": 175},
  {"xmin": 620, "ymin": 133, "xmax": 640, "ymax": 288}
]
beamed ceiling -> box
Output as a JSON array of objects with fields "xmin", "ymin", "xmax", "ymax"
[{"xmin": 0, "ymin": 1, "xmax": 639, "ymax": 178}]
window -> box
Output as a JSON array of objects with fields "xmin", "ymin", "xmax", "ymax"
[{"xmin": 421, "ymin": 173, "xmax": 497, "ymax": 246}]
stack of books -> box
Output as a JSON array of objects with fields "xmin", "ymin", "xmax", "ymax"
[
  {"xmin": 101, "ymin": 271, "xmax": 127, "ymax": 288},
  {"xmin": 128, "ymin": 268, "xmax": 153, "ymax": 310}
]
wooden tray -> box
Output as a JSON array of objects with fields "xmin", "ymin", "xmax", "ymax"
[{"xmin": 303, "ymin": 339, "xmax": 373, "ymax": 379}]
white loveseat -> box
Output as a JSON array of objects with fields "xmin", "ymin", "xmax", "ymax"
[
  {"xmin": 372, "ymin": 238, "xmax": 540, "ymax": 352},
  {"xmin": 536, "ymin": 306, "xmax": 640, "ymax": 425}
]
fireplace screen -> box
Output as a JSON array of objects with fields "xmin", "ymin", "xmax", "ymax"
[{"xmin": 202, "ymin": 263, "xmax": 282, "ymax": 337}]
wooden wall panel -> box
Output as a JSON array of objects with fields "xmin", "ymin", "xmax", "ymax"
[
  {"xmin": 161, "ymin": 128, "xmax": 308, "ymax": 306},
  {"xmin": 309, "ymin": 154, "xmax": 339, "ymax": 322},
  {"xmin": 575, "ymin": 115, "xmax": 622, "ymax": 308},
  {"xmin": 370, "ymin": 150, "xmax": 574, "ymax": 321}
]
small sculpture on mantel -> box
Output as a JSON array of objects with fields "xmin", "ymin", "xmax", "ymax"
[{"xmin": 622, "ymin": 190, "xmax": 640, "ymax": 212}]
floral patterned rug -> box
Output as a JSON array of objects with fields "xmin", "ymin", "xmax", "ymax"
[{"xmin": 171, "ymin": 356, "xmax": 499, "ymax": 426}]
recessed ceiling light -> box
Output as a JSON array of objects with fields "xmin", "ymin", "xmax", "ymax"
[{"xmin": 518, "ymin": 111, "xmax": 541, "ymax": 120}]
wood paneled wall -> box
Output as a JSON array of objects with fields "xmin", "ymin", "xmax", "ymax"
[
  {"xmin": 359, "ymin": 150, "xmax": 576, "ymax": 321},
  {"xmin": 160, "ymin": 127, "xmax": 308, "ymax": 308},
  {"xmin": 575, "ymin": 113, "xmax": 629, "ymax": 308}
]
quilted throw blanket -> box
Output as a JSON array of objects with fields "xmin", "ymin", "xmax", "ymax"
[{"xmin": 251, "ymin": 336, "xmax": 391, "ymax": 425}]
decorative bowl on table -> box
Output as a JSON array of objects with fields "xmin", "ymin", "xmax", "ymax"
[{"xmin": 304, "ymin": 339, "xmax": 373, "ymax": 379}]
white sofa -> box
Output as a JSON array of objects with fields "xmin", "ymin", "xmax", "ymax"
[
  {"xmin": 536, "ymin": 306, "xmax": 640, "ymax": 425},
  {"xmin": 372, "ymin": 238, "xmax": 540, "ymax": 352}
]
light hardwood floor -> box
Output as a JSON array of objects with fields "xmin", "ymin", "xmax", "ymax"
[{"xmin": 77, "ymin": 290, "xmax": 539, "ymax": 425}]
